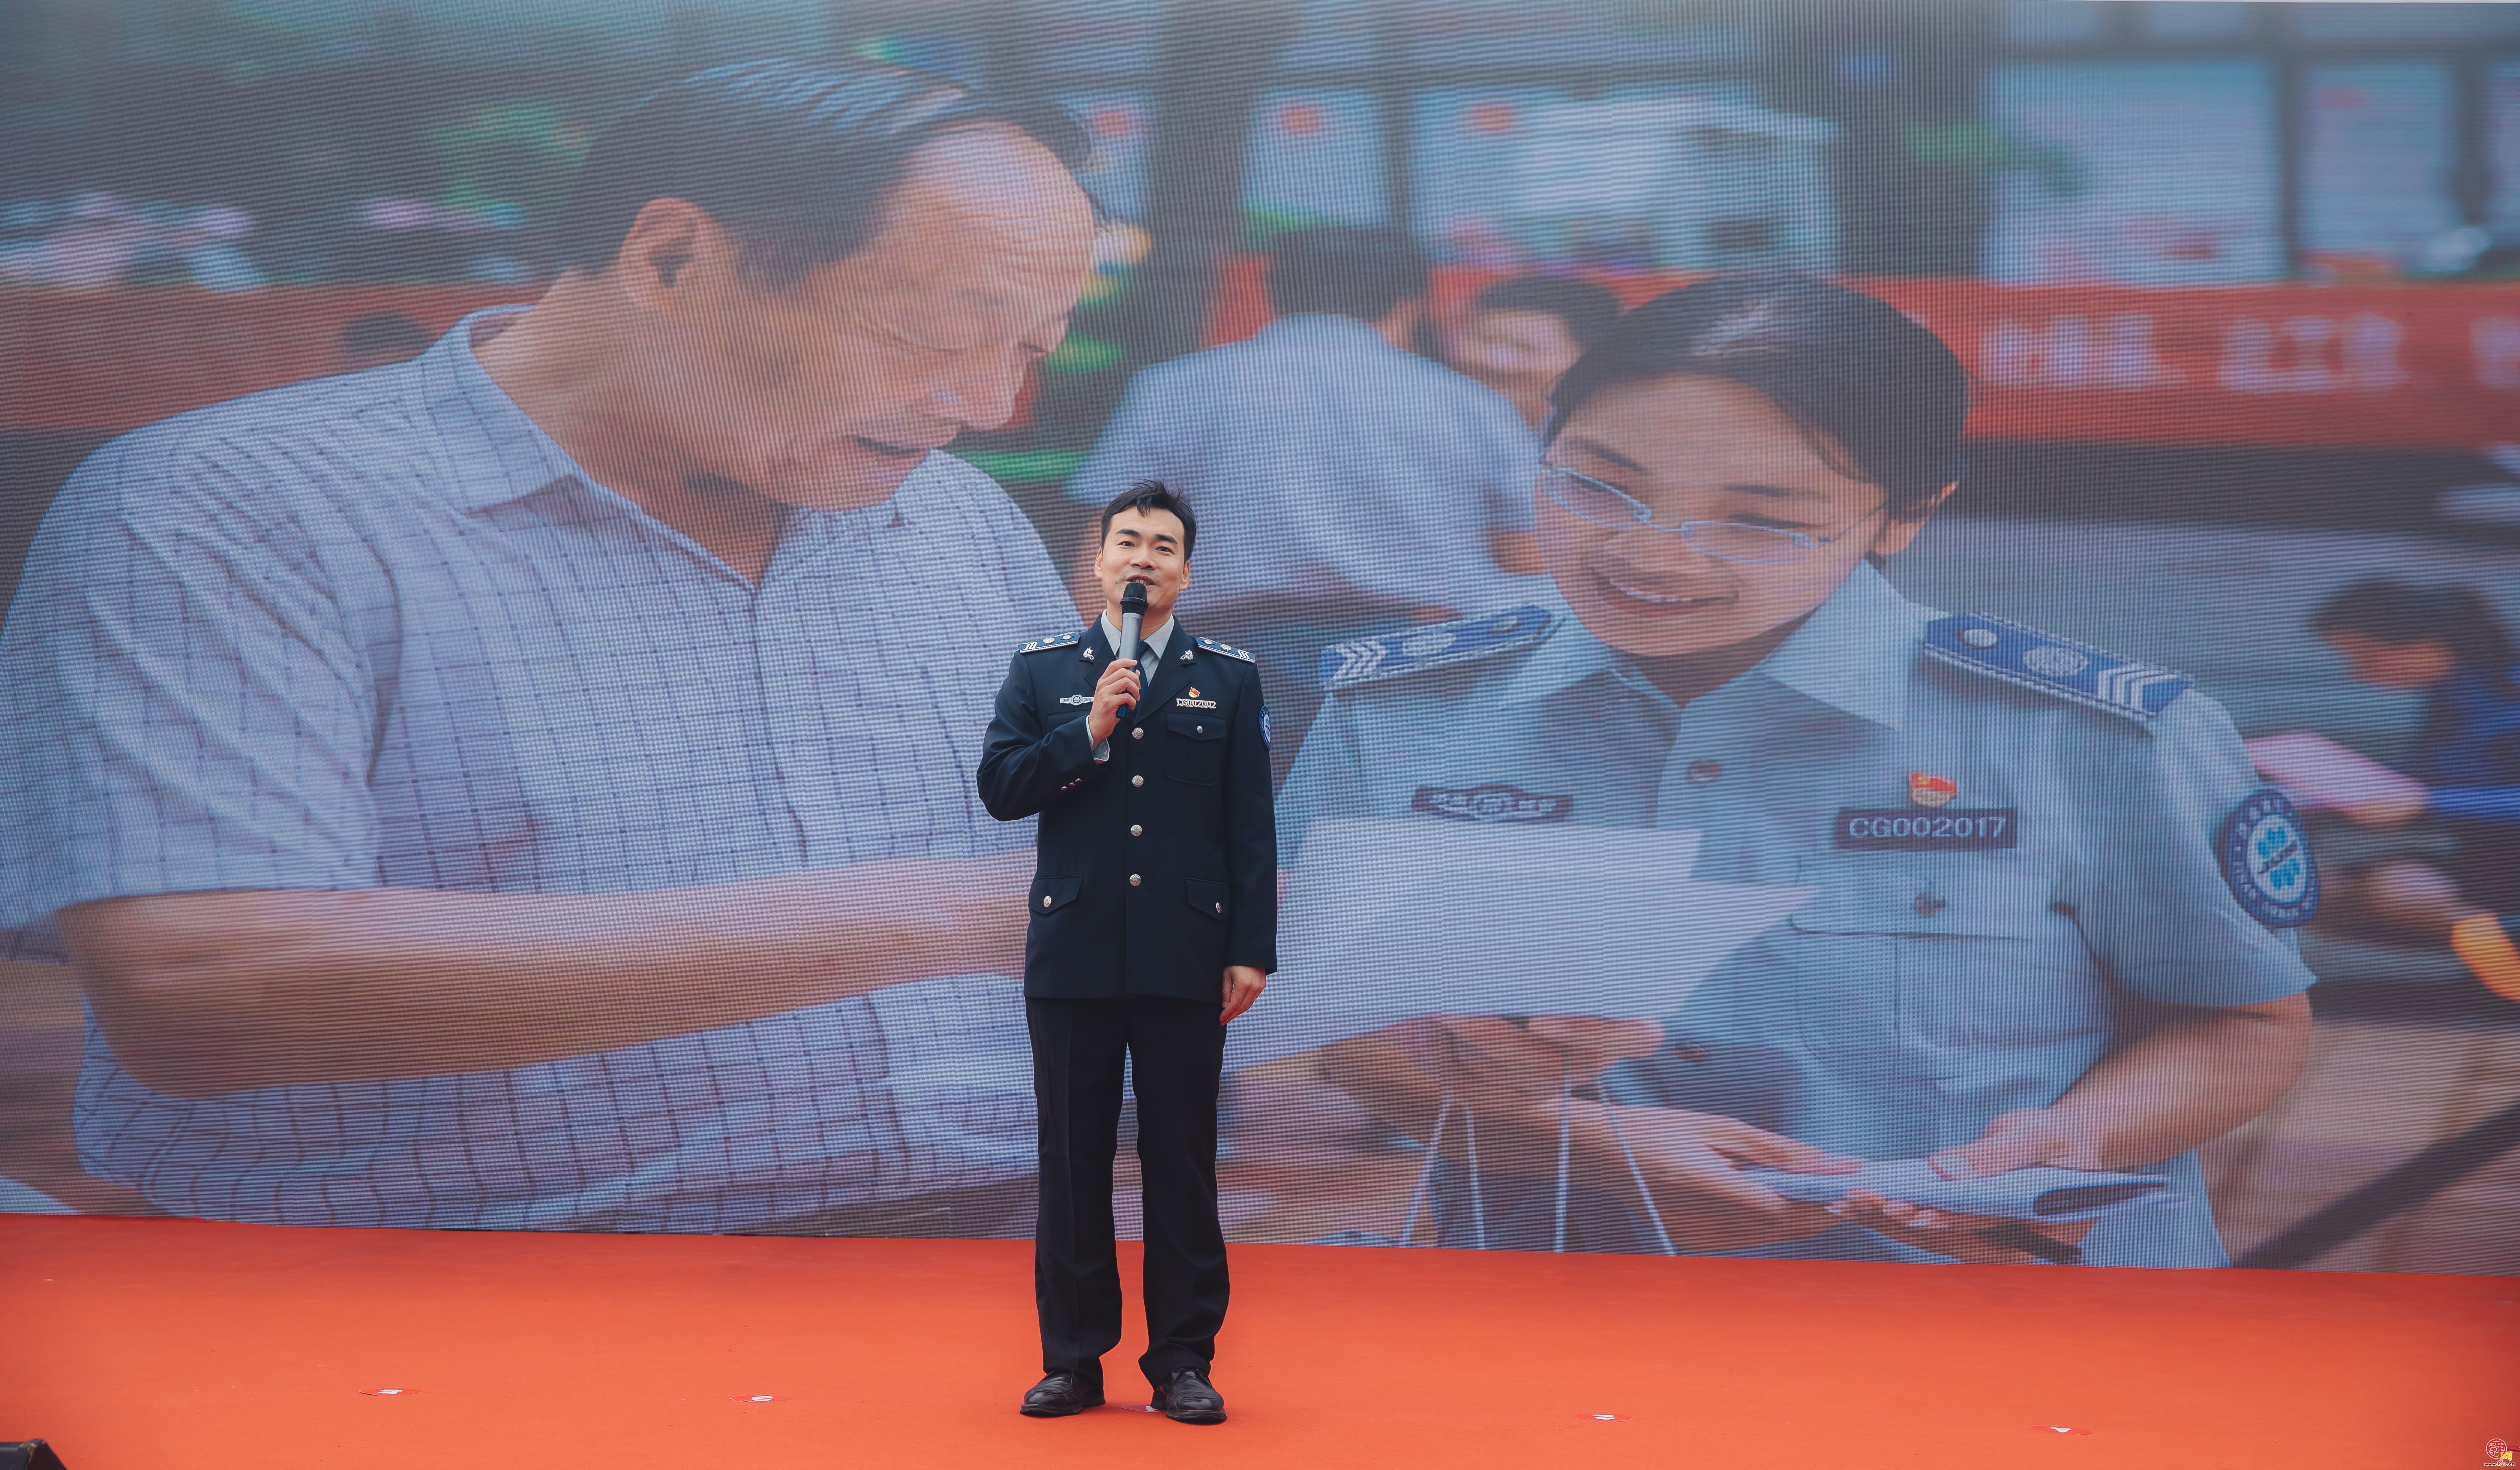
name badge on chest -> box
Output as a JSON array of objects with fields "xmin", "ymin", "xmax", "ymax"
[{"xmin": 1835, "ymin": 808, "xmax": 2019, "ymax": 850}]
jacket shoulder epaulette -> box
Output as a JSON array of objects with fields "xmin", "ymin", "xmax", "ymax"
[
  {"xmin": 1192, "ymin": 635, "xmax": 1256, "ymax": 663},
  {"xmin": 1017, "ymin": 630, "xmax": 1083, "ymax": 654},
  {"xmin": 1318, "ymin": 605, "xmax": 1552, "ymax": 692},
  {"xmin": 1922, "ymin": 612, "xmax": 2192, "ymax": 724}
]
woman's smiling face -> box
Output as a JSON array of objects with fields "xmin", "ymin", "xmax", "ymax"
[{"xmin": 1536, "ymin": 374, "xmax": 1940, "ymax": 658}]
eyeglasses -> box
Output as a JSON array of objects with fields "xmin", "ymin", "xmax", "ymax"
[{"xmin": 1538, "ymin": 461, "xmax": 1880, "ymax": 566}]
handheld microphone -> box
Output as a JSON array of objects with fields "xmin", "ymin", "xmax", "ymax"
[{"xmin": 1117, "ymin": 580, "xmax": 1148, "ymax": 669}]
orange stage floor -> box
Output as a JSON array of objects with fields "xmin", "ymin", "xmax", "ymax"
[{"xmin": 0, "ymin": 1214, "xmax": 2510, "ymax": 1469}]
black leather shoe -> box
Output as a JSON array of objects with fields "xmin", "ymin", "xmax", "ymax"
[
  {"xmin": 1149, "ymin": 1366, "xmax": 1226, "ymax": 1424},
  {"xmin": 1019, "ymin": 1372, "xmax": 1103, "ymax": 1417}
]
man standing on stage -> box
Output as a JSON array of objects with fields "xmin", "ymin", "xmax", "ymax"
[{"xmin": 978, "ymin": 481, "xmax": 1276, "ymax": 1424}]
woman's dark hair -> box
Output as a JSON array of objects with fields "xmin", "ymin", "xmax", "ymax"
[
  {"xmin": 555, "ymin": 57, "xmax": 1104, "ymax": 290},
  {"xmin": 1472, "ymin": 275, "xmax": 1625, "ymax": 349},
  {"xmin": 1266, "ymin": 226, "xmax": 1431, "ymax": 321},
  {"xmin": 2312, "ymin": 578, "xmax": 2518, "ymax": 682},
  {"xmin": 1100, "ymin": 479, "xmax": 1197, "ymax": 560},
  {"xmin": 1542, "ymin": 272, "xmax": 1970, "ymax": 521}
]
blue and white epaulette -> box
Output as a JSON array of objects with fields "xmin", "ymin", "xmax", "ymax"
[
  {"xmin": 1318, "ymin": 605, "xmax": 1552, "ymax": 692},
  {"xmin": 1923, "ymin": 613, "xmax": 2192, "ymax": 724},
  {"xmin": 1192, "ymin": 635, "xmax": 1256, "ymax": 664},
  {"xmin": 1017, "ymin": 630, "xmax": 1083, "ymax": 654}
]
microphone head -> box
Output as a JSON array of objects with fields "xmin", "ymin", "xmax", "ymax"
[{"xmin": 1120, "ymin": 581, "xmax": 1149, "ymax": 614}]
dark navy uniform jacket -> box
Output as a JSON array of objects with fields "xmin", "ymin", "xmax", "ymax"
[{"xmin": 978, "ymin": 619, "xmax": 1278, "ymax": 1001}]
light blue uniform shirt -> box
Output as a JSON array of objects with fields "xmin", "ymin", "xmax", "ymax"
[
  {"xmin": 0, "ymin": 308, "xmax": 1078, "ymax": 1232},
  {"xmin": 1277, "ymin": 562, "xmax": 2315, "ymax": 1266},
  {"xmin": 1065, "ymin": 313, "xmax": 1544, "ymax": 614}
]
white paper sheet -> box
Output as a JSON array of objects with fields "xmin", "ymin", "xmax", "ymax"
[{"xmin": 884, "ymin": 820, "xmax": 1815, "ymax": 1096}]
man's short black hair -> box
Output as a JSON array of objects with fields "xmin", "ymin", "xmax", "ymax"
[
  {"xmin": 1471, "ymin": 274, "xmax": 1625, "ymax": 349},
  {"xmin": 1100, "ymin": 479, "xmax": 1196, "ymax": 561},
  {"xmin": 1264, "ymin": 226, "xmax": 1431, "ymax": 322},
  {"xmin": 554, "ymin": 56, "xmax": 1106, "ymax": 290}
]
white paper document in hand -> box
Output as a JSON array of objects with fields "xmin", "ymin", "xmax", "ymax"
[
  {"xmin": 1261, "ymin": 817, "xmax": 1812, "ymax": 1022},
  {"xmin": 883, "ymin": 818, "xmax": 1815, "ymax": 1095},
  {"xmin": 1745, "ymin": 1160, "xmax": 2186, "ymax": 1223},
  {"xmin": 2244, "ymin": 730, "xmax": 2427, "ymax": 812}
]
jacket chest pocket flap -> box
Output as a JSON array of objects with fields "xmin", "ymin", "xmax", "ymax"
[
  {"xmin": 1030, "ymin": 875, "xmax": 1083, "ymax": 915},
  {"xmin": 1166, "ymin": 707, "xmax": 1227, "ymax": 784},
  {"xmin": 1790, "ymin": 858, "xmax": 2060, "ymax": 1079}
]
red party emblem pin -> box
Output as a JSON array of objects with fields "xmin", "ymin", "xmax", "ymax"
[{"xmin": 1908, "ymin": 772, "xmax": 1959, "ymax": 808}]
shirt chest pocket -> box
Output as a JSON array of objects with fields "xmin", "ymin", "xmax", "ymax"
[
  {"xmin": 1790, "ymin": 858, "xmax": 2076, "ymax": 1079},
  {"xmin": 1166, "ymin": 706, "xmax": 1227, "ymax": 785}
]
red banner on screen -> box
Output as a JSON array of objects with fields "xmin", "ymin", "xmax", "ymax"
[{"xmin": 1207, "ymin": 256, "xmax": 2520, "ymax": 453}]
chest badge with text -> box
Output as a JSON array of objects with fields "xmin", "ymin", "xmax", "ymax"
[
  {"xmin": 1836, "ymin": 808, "xmax": 2018, "ymax": 850},
  {"xmin": 1174, "ymin": 688, "xmax": 1218, "ymax": 710},
  {"xmin": 1058, "ymin": 693, "xmax": 1092, "ymax": 706},
  {"xmin": 1413, "ymin": 783, "xmax": 1573, "ymax": 823}
]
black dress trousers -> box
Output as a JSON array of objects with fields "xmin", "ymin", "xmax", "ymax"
[{"xmin": 1027, "ymin": 994, "xmax": 1229, "ymax": 1388}]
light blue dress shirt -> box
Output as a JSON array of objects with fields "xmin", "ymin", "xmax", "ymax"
[
  {"xmin": 1277, "ymin": 562, "xmax": 2315, "ymax": 1266},
  {"xmin": 1065, "ymin": 313, "xmax": 1545, "ymax": 614},
  {"xmin": 0, "ymin": 308, "xmax": 1080, "ymax": 1232}
]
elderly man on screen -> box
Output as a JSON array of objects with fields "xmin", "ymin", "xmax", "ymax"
[{"xmin": 0, "ymin": 59, "xmax": 1101, "ymax": 1236}]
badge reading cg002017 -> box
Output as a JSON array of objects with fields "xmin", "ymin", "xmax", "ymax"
[
  {"xmin": 1908, "ymin": 773, "xmax": 1958, "ymax": 807},
  {"xmin": 2218, "ymin": 788, "xmax": 2320, "ymax": 928}
]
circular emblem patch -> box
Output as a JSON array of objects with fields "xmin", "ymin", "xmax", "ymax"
[
  {"xmin": 2218, "ymin": 788, "xmax": 2319, "ymax": 927},
  {"xmin": 1258, "ymin": 705, "xmax": 1271, "ymax": 751},
  {"xmin": 2022, "ymin": 645, "xmax": 2090, "ymax": 677},
  {"xmin": 1400, "ymin": 630, "xmax": 1458, "ymax": 659}
]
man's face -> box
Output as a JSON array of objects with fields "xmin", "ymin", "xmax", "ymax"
[
  {"xmin": 645, "ymin": 128, "xmax": 1097, "ymax": 511},
  {"xmin": 1536, "ymin": 375, "xmax": 1935, "ymax": 659},
  {"xmin": 1092, "ymin": 506, "xmax": 1191, "ymax": 628},
  {"xmin": 1454, "ymin": 308, "xmax": 1586, "ymax": 419}
]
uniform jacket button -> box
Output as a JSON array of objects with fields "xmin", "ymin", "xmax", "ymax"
[
  {"xmin": 1913, "ymin": 890, "xmax": 1948, "ymax": 916},
  {"xmin": 1686, "ymin": 758, "xmax": 1722, "ymax": 784},
  {"xmin": 1132, "ymin": 726, "xmax": 1144, "ymax": 739},
  {"xmin": 1041, "ymin": 895, "xmax": 1053, "ymax": 908},
  {"xmin": 1672, "ymin": 1040, "xmax": 1712, "ymax": 1064},
  {"xmin": 1131, "ymin": 774, "xmax": 1144, "ymax": 787},
  {"xmin": 1129, "ymin": 873, "xmax": 1142, "ymax": 886},
  {"xmin": 1130, "ymin": 824, "xmax": 1142, "ymax": 836}
]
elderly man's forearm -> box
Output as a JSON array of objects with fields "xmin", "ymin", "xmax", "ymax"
[{"xmin": 59, "ymin": 863, "xmax": 1006, "ymax": 1098}]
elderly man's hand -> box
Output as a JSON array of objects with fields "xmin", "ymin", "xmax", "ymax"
[{"xmin": 1383, "ymin": 1014, "xmax": 1664, "ymax": 1110}]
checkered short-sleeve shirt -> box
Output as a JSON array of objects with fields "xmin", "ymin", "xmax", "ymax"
[{"xmin": 0, "ymin": 309, "xmax": 1079, "ymax": 1231}]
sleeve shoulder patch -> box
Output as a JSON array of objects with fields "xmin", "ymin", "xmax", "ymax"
[
  {"xmin": 1017, "ymin": 630, "xmax": 1083, "ymax": 654},
  {"xmin": 1318, "ymin": 604, "xmax": 1552, "ymax": 692},
  {"xmin": 1192, "ymin": 635, "xmax": 1256, "ymax": 663},
  {"xmin": 1922, "ymin": 612, "xmax": 2192, "ymax": 724}
]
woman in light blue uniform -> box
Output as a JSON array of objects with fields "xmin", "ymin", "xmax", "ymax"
[{"xmin": 1284, "ymin": 275, "xmax": 2316, "ymax": 1267}]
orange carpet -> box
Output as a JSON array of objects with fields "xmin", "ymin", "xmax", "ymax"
[{"xmin": 0, "ymin": 1214, "xmax": 2509, "ymax": 1469}]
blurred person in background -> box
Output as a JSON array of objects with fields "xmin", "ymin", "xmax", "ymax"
[
  {"xmin": 1066, "ymin": 226, "xmax": 1545, "ymax": 783},
  {"xmin": 2308, "ymin": 579, "xmax": 2520, "ymax": 941},
  {"xmin": 336, "ymin": 312, "xmax": 434, "ymax": 373},
  {"xmin": 1449, "ymin": 274, "xmax": 1624, "ymax": 430},
  {"xmin": 1292, "ymin": 274, "xmax": 2314, "ymax": 1266},
  {"xmin": 0, "ymin": 58, "xmax": 1102, "ymax": 1238}
]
